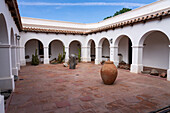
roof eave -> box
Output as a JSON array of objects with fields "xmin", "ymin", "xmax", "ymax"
[{"xmin": 5, "ymin": 0, "xmax": 23, "ymax": 31}]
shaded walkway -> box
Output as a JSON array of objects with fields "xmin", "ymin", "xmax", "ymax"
[{"xmin": 7, "ymin": 63, "xmax": 170, "ymax": 113}]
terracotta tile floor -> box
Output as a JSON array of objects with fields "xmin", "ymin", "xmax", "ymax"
[{"xmin": 7, "ymin": 63, "xmax": 170, "ymax": 113}]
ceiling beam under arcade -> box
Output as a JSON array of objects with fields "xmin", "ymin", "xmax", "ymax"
[{"xmin": 5, "ymin": 0, "xmax": 23, "ymax": 31}]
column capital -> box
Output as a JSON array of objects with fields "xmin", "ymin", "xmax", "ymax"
[
  {"xmin": 11, "ymin": 45, "xmax": 17, "ymax": 48},
  {"xmin": 20, "ymin": 46, "xmax": 25, "ymax": 48},
  {"xmin": 110, "ymin": 46, "xmax": 118, "ymax": 48},
  {"xmin": 65, "ymin": 47, "xmax": 69, "ymax": 49},
  {"xmin": 95, "ymin": 46, "xmax": 102, "ymax": 49},
  {"xmin": 43, "ymin": 47, "xmax": 48, "ymax": 49},
  {"xmin": 81, "ymin": 46, "xmax": 90, "ymax": 48},
  {"xmin": 132, "ymin": 46, "xmax": 144, "ymax": 48},
  {"xmin": 0, "ymin": 44, "xmax": 10, "ymax": 48}
]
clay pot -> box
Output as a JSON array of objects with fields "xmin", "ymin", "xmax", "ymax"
[{"xmin": 100, "ymin": 61, "xmax": 118, "ymax": 85}]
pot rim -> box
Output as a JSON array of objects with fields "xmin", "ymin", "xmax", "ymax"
[{"xmin": 104, "ymin": 61, "xmax": 114, "ymax": 64}]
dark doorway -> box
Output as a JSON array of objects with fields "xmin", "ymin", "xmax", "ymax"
[
  {"xmin": 38, "ymin": 41, "xmax": 44, "ymax": 55},
  {"xmin": 49, "ymin": 43, "xmax": 51, "ymax": 56},
  {"xmin": 128, "ymin": 39, "xmax": 132, "ymax": 64},
  {"xmin": 90, "ymin": 40, "xmax": 95, "ymax": 61}
]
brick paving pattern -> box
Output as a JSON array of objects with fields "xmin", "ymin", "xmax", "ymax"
[{"xmin": 7, "ymin": 63, "xmax": 170, "ymax": 113}]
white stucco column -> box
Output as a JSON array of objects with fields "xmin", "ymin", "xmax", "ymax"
[
  {"xmin": 16, "ymin": 40, "xmax": 20, "ymax": 70},
  {"xmin": 11, "ymin": 45, "xmax": 18, "ymax": 76},
  {"xmin": 20, "ymin": 46, "xmax": 26, "ymax": 66},
  {"xmin": 65, "ymin": 47, "xmax": 69, "ymax": 62},
  {"xmin": 0, "ymin": 95, "xmax": 4, "ymax": 113},
  {"xmin": 110, "ymin": 46, "xmax": 114, "ymax": 62},
  {"xmin": 130, "ymin": 46, "xmax": 143, "ymax": 73},
  {"xmin": 86, "ymin": 46, "xmax": 91, "ymax": 62},
  {"xmin": 95, "ymin": 46, "xmax": 102, "ymax": 64},
  {"xmin": 0, "ymin": 45, "xmax": 15, "ymax": 90},
  {"xmin": 167, "ymin": 45, "xmax": 170, "ymax": 81},
  {"xmin": 44, "ymin": 47, "xmax": 49, "ymax": 64},
  {"xmin": 81, "ymin": 46, "xmax": 90, "ymax": 62},
  {"xmin": 16, "ymin": 46, "xmax": 20, "ymax": 70},
  {"xmin": 81, "ymin": 47, "xmax": 85, "ymax": 62},
  {"xmin": 111, "ymin": 46, "xmax": 119, "ymax": 67}
]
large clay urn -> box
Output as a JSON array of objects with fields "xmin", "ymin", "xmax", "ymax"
[{"xmin": 100, "ymin": 61, "xmax": 118, "ymax": 85}]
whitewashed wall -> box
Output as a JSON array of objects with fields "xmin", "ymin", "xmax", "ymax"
[
  {"xmin": 143, "ymin": 31, "xmax": 169, "ymax": 69},
  {"xmin": 102, "ymin": 39, "xmax": 110, "ymax": 61},
  {"xmin": 50, "ymin": 40, "xmax": 64, "ymax": 60},
  {"xmin": 102, "ymin": 39, "xmax": 110, "ymax": 57},
  {"xmin": 0, "ymin": 0, "xmax": 19, "ymax": 44},
  {"xmin": 69, "ymin": 41, "xmax": 81, "ymax": 57},
  {"xmin": 0, "ymin": 1, "xmax": 21, "ymax": 112},
  {"xmin": 85, "ymin": 16, "xmax": 170, "ymax": 77},
  {"xmin": 20, "ymin": 32, "xmax": 86, "ymax": 65},
  {"xmin": 21, "ymin": 17, "xmax": 170, "ymax": 67},
  {"xmin": 91, "ymin": 41, "xmax": 95, "ymax": 55},
  {"xmin": 25, "ymin": 40, "xmax": 39, "ymax": 62},
  {"xmin": 118, "ymin": 37, "xmax": 129, "ymax": 64},
  {"xmin": 0, "ymin": 0, "xmax": 20, "ymax": 91}
]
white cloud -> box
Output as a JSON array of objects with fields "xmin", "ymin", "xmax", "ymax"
[{"xmin": 18, "ymin": 2, "xmax": 146, "ymax": 8}]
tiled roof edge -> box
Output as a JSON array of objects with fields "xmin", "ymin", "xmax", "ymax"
[{"xmin": 22, "ymin": 8, "xmax": 170, "ymax": 35}]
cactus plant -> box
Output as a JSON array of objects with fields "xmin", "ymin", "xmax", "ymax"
[
  {"xmin": 61, "ymin": 47, "xmax": 66, "ymax": 62},
  {"xmin": 35, "ymin": 49, "xmax": 39, "ymax": 65},
  {"xmin": 56, "ymin": 46, "xmax": 66, "ymax": 63},
  {"xmin": 78, "ymin": 48, "xmax": 81, "ymax": 62},
  {"xmin": 57, "ymin": 53, "xmax": 62, "ymax": 63},
  {"xmin": 31, "ymin": 54, "xmax": 35, "ymax": 65},
  {"xmin": 31, "ymin": 49, "xmax": 39, "ymax": 65}
]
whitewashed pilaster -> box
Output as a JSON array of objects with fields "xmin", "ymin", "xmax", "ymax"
[
  {"xmin": 81, "ymin": 46, "xmax": 90, "ymax": 62},
  {"xmin": 16, "ymin": 40, "xmax": 20, "ymax": 70},
  {"xmin": 20, "ymin": 46, "xmax": 26, "ymax": 66},
  {"xmin": 0, "ymin": 44, "xmax": 15, "ymax": 90},
  {"xmin": 167, "ymin": 45, "xmax": 170, "ymax": 81},
  {"xmin": 11, "ymin": 45, "xmax": 18, "ymax": 76},
  {"xmin": 130, "ymin": 46, "xmax": 143, "ymax": 73},
  {"xmin": 0, "ymin": 95, "xmax": 4, "ymax": 113},
  {"xmin": 43, "ymin": 47, "xmax": 49, "ymax": 64},
  {"xmin": 111, "ymin": 46, "xmax": 119, "ymax": 67},
  {"xmin": 65, "ymin": 47, "xmax": 69, "ymax": 62},
  {"xmin": 95, "ymin": 46, "xmax": 102, "ymax": 64}
]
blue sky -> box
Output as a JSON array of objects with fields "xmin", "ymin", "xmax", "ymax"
[{"xmin": 17, "ymin": 0, "xmax": 157, "ymax": 23}]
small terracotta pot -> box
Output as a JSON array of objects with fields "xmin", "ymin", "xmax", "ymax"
[{"xmin": 100, "ymin": 61, "xmax": 118, "ymax": 85}]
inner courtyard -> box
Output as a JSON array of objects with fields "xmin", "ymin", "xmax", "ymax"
[
  {"xmin": 7, "ymin": 63, "xmax": 170, "ymax": 113},
  {"xmin": 0, "ymin": 0, "xmax": 170, "ymax": 112}
]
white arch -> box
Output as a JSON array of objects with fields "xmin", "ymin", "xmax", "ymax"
[
  {"xmin": 47, "ymin": 39, "xmax": 66, "ymax": 48},
  {"xmin": 24, "ymin": 39, "xmax": 44, "ymax": 63},
  {"xmin": 0, "ymin": 13, "xmax": 9, "ymax": 44},
  {"xmin": 87, "ymin": 39, "xmax": 96, "ymax": 47},
  {"xmin": 68, "ymin": 40, "xmax": 82, "ymax": 47},
  {"xmin": 114, "ymin": 34, "xmax": 132, "ymax": 47},
  {"xmin": 139, "ymin": 30, "xmax": 169, "ymax": 70},
  {"xmin": 48, "ymin": 39, "xmax": 65, "ymax": 47},
  {"xmin": 98, "ymin": 37, "xmax": 110, "ymax": 47},
  {"xmin": 48, "ymin": 39, "xmax": 65, "ymax": 60},
  {"xmin": 96, "ymin": 37, "xmax": 110, "ymax": 63},
  {"xmin": 23, "ymin": 38, "xmax": 44, "ymax": 47},
  {"xmin": 112, "ymin": 34, "xmax": 133, "ymax": 65},
  {"xmin": 69, "ymin": 40, "xmax": 82, "ymax": 58},
  {"xmin": 138, "ymin": 30, "xmax": 170, "ymax": 46}
]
